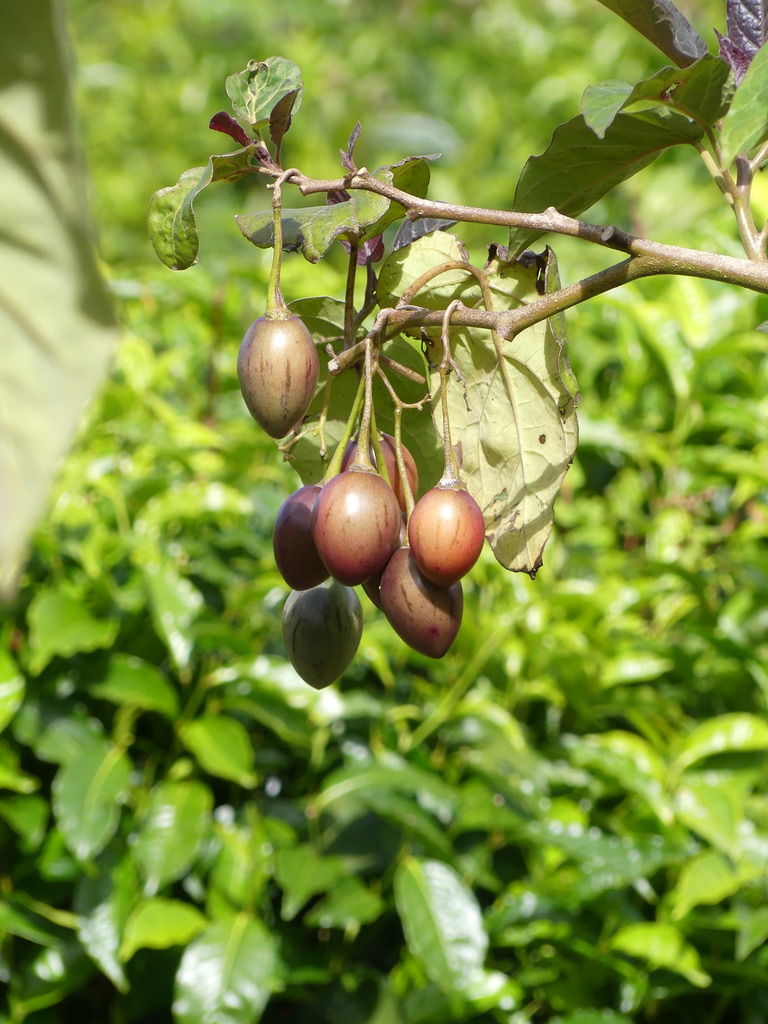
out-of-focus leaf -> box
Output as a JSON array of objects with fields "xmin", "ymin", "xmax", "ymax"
[
  {"xmin": 669, "ymin": 849, "xmax": 744, "ymax": 920},
  {"xmin": 735, "ymin": 903, "xmax": 768, "ymax": 960},
  {"xmin": 225, "ymin": 57, "xmax": 303, "ymax": 129},
  {"xmin": 507, "ymin": 109, "xmax": 702, "ymax": 258},
  {"xmin": 141, "ymin": 558, "xmax": 204, "ymax": 672},
  {"xmin": 0, "ymin": 741, "xmax": 38, "ymax": 792},
  {"xmin": 394, "ymin": 856, "xmax": 488, "ymax": 997},
  {"xmin": 89, "ymin": 653, "xmax": 179, "ymax": 718},
  {"xmin": 0, "ymin": 647, "xmax": 24, "ymax": 733},
  {"xmin": 673, "ymin": 713, "xmax": 768, "ymax": 773},
  {"xmin": 674, "ymin": 776, "xmax": 744, "ymax": 855},
  {"xmin": 719, "ymin": 39, "xmax": 768, "ymax": 164},
  {"xmin": 32, "ymin": 713, "xmax": 105, "ymax": 765},
  {"xmin": 0, "ymin": 794, "xmax": 48, "ymax": 849},
  {"xmin": 0, "ymin": 898, "xmax": 69, "ymax": 947},
  {"xmin": 610, "ymin": 921, "xmax": 712, "ymax": 987},
  {"xmin": 74, "ymin": 849, "xmax": 136, "ymax": 992},
  {"xmin": 172, "ymin": 913, "xmax": 280, "ymax": 1024},
  {"xmin": 52, "ymin": 742, "xmax": 132, "ymax": 862},
  {"xmin": 119, "ymin": 898, "xmax": 207, "ymax": 961},
  {"xmin": 303, "ymin": 876, "xmax": 385, "ymax": 929},
  {"xmin": 0, "ymin": 0, "xmax": 117, "ymax": 599},
  {"xmin": 595, "ymin": 0, "xmax": 708, "ymax": 66},
  {"xmin": 581, "ymin": 56, "xmax": 733, "ymax": 138},
  {"xmin": 178, "ymin": 716, "xmax": 257, "ymax": 788},
  {"xmin": 25, "ymin": 591, "xmax": 119, "ymax": 676},
  {"xmin": 556, "ymin": 1013, "xmax": 634, "ymax": 1024},
  {"xmin": 148, "ymin": 148, "xmax": 258, "ymax": 270},
  {"xmin": 9, "ymin": 939, "xmax": 94, "ymax": 1017},
  {"xmin": 273, "ymin": 845, "xmax": 349, "ymax": 921},
  {"xmin": 132, "ymin": 780, "xmax": 213, "ymax": 896}
]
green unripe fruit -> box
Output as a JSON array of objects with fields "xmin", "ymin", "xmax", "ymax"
[
  {"xmin": 237, "ymin": 314, "xmax": 319, "ymax": 438},
  {"xmin": 282, "ymin": 579, "xmax": 363, "ymax": 688}
]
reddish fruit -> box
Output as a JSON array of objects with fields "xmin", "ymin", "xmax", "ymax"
[
  {"xmin": 282, "ymin": 580, "xmax": 363, "ymax": 688},
  {"xmin": 237, "ymin": 314, "xmax": 319, "ymax": 438},
  {"xmin": 342, "ymin": 433, "xmax": 419, "ymax": 510},
  {"xmin": 273, "ymin": 485, "xmax": 329, "ymax": 590},
  {"xmin": 311, "ymin": 469, "xmax": 401, "ymax": 586},
  {"xmin": 408, "ymin": 485, "xmax": 485, "ymax": 586},
  {"xmin": 380, "ymin": 548, "xmax": 463, "ymax": 658},
  {"xmin": 362, "ymin": 515, "xmax": 406, "ymax": 609}
]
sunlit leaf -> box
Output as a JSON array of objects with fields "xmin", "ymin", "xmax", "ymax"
[
  {"xmin": 132, "ymin": 780, "xmax": 213, "ymax": 896},
  {"xmin": 719, "ymin": 39, "xmax": 768, "ymax": 165},
  {"xmin": 74, "ymin": 849, "xmax": 136, "ymax": 992},
  {"xmin": 226, "ymin": 57, "xmax": 303, "ymax": 129},
  {"xmin": 610, "ymin": 921, "xmax": 712, "ymax": 987},
  {"xmin": 25, "ymin": 591, "xmax": 119, "ymax": 676},
  {"xmin": 673, "ymin": 713, "xmax": 768, "ymax": 773},
  {"xmin": 52, "ymin": 743, "xmax": 132, "ymax": 862},
  {"xmin": 595, "ymin": 0, "xmax": 708, "ymax": 66},
  {"xmin": 669, "ymin": 849, "xmax": 743, "ymax": 920},
  {"xmin": 178, "ymin": 716, "xmax": 257, "ymax": 788},
  {"xmin": 0, "ymin": 1, "xmax": 117, "ymax": 598},
  {"xmin": 89, "ymin": 653, "xmax": 179, "ymax": 718},
  {"xmin": 0, "ymin": 647, "xmax": 24, "ymax": 734},
  {"xmin": 119, "ymin": 898, "xmax": 207, "ymax": 961},
  {"xmin": 173, "ymin": 913, "xmax": 280, "ymax": 1024}
]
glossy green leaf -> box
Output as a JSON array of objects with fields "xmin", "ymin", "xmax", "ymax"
[
  {"xmin": 312, "ymin": 760, "xmax": 457, "ymax": 819},
  {"xmin": 273, "ymin": 845, "xmax": 349, "ymax": 921},
  {"xmin": 74, "ymin": 850, "xmax": 136, "ymax": 992},
  {"xmin": 462, "ymin": 969, "xmax": 523, "ymax": 1013},
  {"xmin": 507, "ymin": 109, "xmax": 702, "ymax": 258},
  {"xmin": 394, "ymin": 856, "xmax": 488, "ymax": 996},
  {"xmin": 89, "ymin": 653, "xmax": 179, "ymax": 718},
  {"xmin": 303, "ymin": 876, "xmax": 385, "ymax": 929},
  {"xmin": 674, "ymin": 777, "xmax": 743, "ymax": 855},
  {"xmin": 0, "ymin": 794, "xmax": 48, "ymax": 849},
  {"xmin": 226, "ymin": 56, "xmax": 303, "ymax": 128},
  {"xmin": 0, "ymin": 647, "xmax": 24, "ymax": 734},
  {"xmin": 172, "ymin": 913, "xmax": 280, "ymax": 1024},
  {"xmin": 0, "ymin": 0, "xmax": 117, "ymax": 598},
  {"xmin": 595, "ymin": 0, "xmax": 708, "ymax": 66},
  {"xmin": 0, "ymin": 898, "xmax": 68, "ymax": 948},
  {"xmin": 581, "ymin": 56, "xmax": 733, "ymax": 138},
  {"xmin": 610, "ymin": 921, "xmax": 711, "ymax": 987},
  {"xmin": 719, "ymin": 40, "xmax": 768, "ymax": 165},
  {"xmin": 120, "ymin": 898, "xmax": 207, "ymax": 961},
  {"xmin": 132, "ymin": 780, "xmax": 213, "ymax": 896},
  {"xmin": 148, "ymin": 148, "xmax": 258, "ymax": 270},
  {"xmin": 142, "ymin": 559, "xmax": 204, "ymax": 672},
  {"xmin": 735, "ymin": 904, "xmax": 768, "ymax": 961},
  {"xmin": 669, "ymin": 849, "xmax": 743, "ymax": 920},
  {"xmin": 52, "ymin": 742, "xmax": 132, "ymax": 862},
  {"xmin": 673, "ymin": 713, "xmax": 768, "ymax": 773},
  {"xmin": 179, "ymin": 716, "xmax": 257, "ymax": 787},
  {"xmin": 9, "ymin": 939, "xmax": 94, "ymax": 1017},
  {"xmin": 25, "ymin": 591, "xmax": 120, "ymax": 676}
]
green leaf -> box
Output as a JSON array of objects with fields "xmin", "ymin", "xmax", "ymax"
[
  {"xmin": 556, "ymin": 1013, "xmax": 634, "ymax": 1024},
  {"xmin": 303, "ymin": 876, "xmax": 385, "ymax": 930},
  {"xmin": 89, "ymin": 653, "xmax": 179, "ymax": 718},
  {"xmin": 148, "ymin": 148, "xmax": 258, "ymax": 270},
  {"xmin": 719, "ymin": 41, "xmax": 768, "ymax": 165},
  {"xmin": 415, "ymin": 245, "xmax": 578, "ymax": 575},
  {"xmin": 610, "ymin": 921, "xmax": 712, "ymax": 987},
  {"xmin": 52, "ymin": 742, "xmax": 132, "ymax": 862},
  {"xmin": 669, "ymin": 849, "xmax": 743, "ymax": 920},
  {"xmin": 9, "ymin": 939, "xmax": 94, "ymax": 1017},
  {"xmin": 25, "ymin": 591, "xmax": 120, "ymax": 676},
  {"xmin": 507, "ymin": 109, "xmax": 702, "ymax": 258},
  {"xmin": 735, "ymin": 904, "xmax": 768, "ymax": 961},
  {"xmin": 142, "ymin": 558, "xmax": 204, "ymax": 672},
  {"xmin": 394, "ymin": 856, "xmax": 488, "ymax": 997},
  {"xmin": 74, "ymin": 849, "xmax": 136, "ymax": 992},
  {"xmin": 0, "ymin": 1, "xmax": 117, "ymax": 599},
  {"xmin": 595, "ymin": 0, "xmax": 708, "ymax": 67},
  {"xmin": 0, "ymin": 740, "xmax": 38, "ymax": 793},
  {"xmin": 674, "ymin": 777, "xmax": 744, "ymax": 855},
  {"xmin": 273, "ymin": 846, "xmax": 349, "ymax": 921},
  {"xmin": 119, "ymin": 898, "xmax": 208, "ymax": 961},
  {"xmin": 225, "ymin": 57, "xmax": 303, "ymax": 129},
  {"xmin": 0, "ymin": 897, "xmax": 69, "ymax": 947},
  {"xmin": 673, "ymin": 713, "xmax": 768, "ymax": 773},
  {"xmin": 132, "ymin": 780, "xmax": 213, "ymax": 896},
  {"xmin": 0, "ymin": 647, "xmax": 24, "ymax": 734},
  {"xmin": 581, "ymin": 56, "xmax": 733, "ymax": 138},
  {"xmin": 173, "ymin": 913, "xmax": 280, "ymax": 1024},
  {"xmin": 179, "ymin": 716, "xmax": 257, "ymax": 787},
  {"xmin": 0, "ymin": 794, "xmax": 48, "ymax": 849}
]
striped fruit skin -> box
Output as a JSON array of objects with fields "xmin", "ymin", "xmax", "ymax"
[
  {"xmin": 342, "ymin": 433, "xmax": 419, "ymax": 511},
  {"xmin": 273, "ymin": 485, "xmax": 329, "ymax": 591},
  {"xmin": 237, "ymin": 315, "xmax": 319, "ymax": 438},
  {"xmin": 380, "ymin": 547, "xmax": 463, "ymax": 659},
  {"xmin": 282, "ymin": 580, "xmax": 363, "ymax": 688},
  {"xmin": 311, "ymin": 469, "xmax": 401, "ymax": 586},
  {"xmin": 408, "ymin": 486, "xmax": 485, "ymax": 587}
]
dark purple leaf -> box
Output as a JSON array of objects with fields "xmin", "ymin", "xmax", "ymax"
[
  {"xmin": 725, "ymin": 0, "xmax": 768, "ymax": 58},
  {"xmin": 717, "ymin": 31, "xmax": 754, "ymax": 82},
  {"xmin": 269, "ymin": 89, "xmax": 300, "ymax": 150},
  {"xmin": 326, "ymin": 189, "xmax": 351, "ymax": 206},
  {"xmin": 208, "ymin": 111, "xmax": 250, "ymax": 148},
  {"xmin": 392, "ymin": 216, "xmax": 458, "ymax": 252},
  {"xmin": 597, "ymin": 0, "xmax": 708, "ymax": 67},
  {"xmin": 341, "ymin": 122, "xmax": 362, "ymax": 172}
]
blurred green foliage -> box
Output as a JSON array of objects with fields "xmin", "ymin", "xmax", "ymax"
[{"xmin": 2, "ymin": 1, "xmax": 768, "ymax": 1022}]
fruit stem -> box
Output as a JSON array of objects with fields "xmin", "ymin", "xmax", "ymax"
[
  {"xmin": 350, "ymin": 336, "xmax": 377, "ymax": 473},
  {"xmin": 322, "ymin": 371, "xmax": 366, "ymax": 482},
  {"xmin": 368, "ymin": 409, "xmax": 392, "ymax": 486},
  {"xmin": 437, "ymin": 300, "xmax": 463, "ymax": 487},
  {"xmin": 265, "ymin": 172, "xmax": 297, "ymax": 319},
  {"xmin": 393, "ymin": 407, "xmax": 416, "ymax": 520}
]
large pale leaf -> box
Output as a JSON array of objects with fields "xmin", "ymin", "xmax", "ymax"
[
  {"xmin": 507, "ymin": 109, "xmax": 703, "ymax": 257},
  {"xmin": 0, "ymin": 2, "xmax": 117, "ymax": 598},
  {"xmin": 719, "ymin": 39, "xmax": 768, "ymax": 165},
  {"xmin": 132, "ymin": 780, "xmax": 213, "ymax": 896},
  {"xmin": 172, "ymin": 913, "xmax": 280, "ymax": 1024},
  {"xmin": 225, "ymin": 57, "xmax": 303, "ymax": 129},
  {"xmin": 596, "ymin": 0, "xmax": 708, "ymax": 66},
  {"xmin": 393, "ymin": 241, "xmax": 578, "ymax": 576},
  {"xmin": 394, "ymin": 856, "xmax": 489, "ymax": 997}
]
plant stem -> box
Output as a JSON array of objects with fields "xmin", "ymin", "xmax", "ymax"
[
  {"xmin": 343, "ymin": 239, "xmax": 358, "ymax": 347},
  {"xmin": 437, "ymin": 300, "xmax": 462, "ymax": 485}
]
